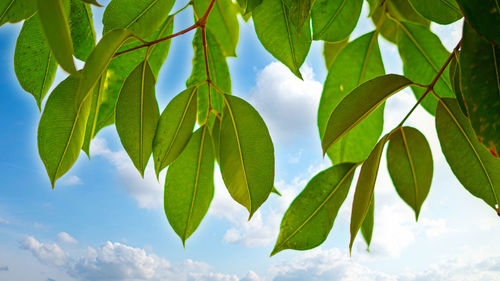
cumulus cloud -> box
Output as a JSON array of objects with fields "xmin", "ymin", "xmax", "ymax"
[
  {"xmin": 57, "ymin": 232, "xmax": 78, "ymax": 244},
  {"xmin": 60, "ymin": 175, "xmax": 83, "ymax": 186},
  {"xmin": 22, "ymin": 236, "xmax": 67, "ymax": 266}
]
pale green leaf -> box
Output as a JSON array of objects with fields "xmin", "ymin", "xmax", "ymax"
[
  {"xmin": 408, "ymin": 0, "xmax": 462, "ymax": 24},
  {"xmin": 82, "ymin": 76, "xmax": 105, "ymax": 156},
  {"xmin": 69, "ymin": 0, "xmax": 96, "ymax": 61},
  {"xmin": 236, "ymin": 0, "xmax": 263, "ymax": 13},
  {"xmin": 312, "ymin": 0, "xmax": 363, "ymax": 42},
  {"xmin": 0, "ymin": 0, "xmax": 37, "ymax": 26}
]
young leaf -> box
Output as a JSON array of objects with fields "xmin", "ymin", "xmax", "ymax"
[
  {"xmin": 0, "ymin": 0, "xmax": 37, "ymax": 26},
  {"xmin": 397, "ymin": 21, "xmax": 454, "ymax": 114},
  {"xmin": 459, "ymin": 22, "xmax": 500, "ymax": 156},
  {"xmin": 349, "ymin": 134, "xmax": 389, "ymax": 253},
  {"xmin": 219, "ymin": 95, "xmax": 274, "ymax": 218},
  {"xmin": 436, "ymin": 98, "xmax": 500, "ymax": 212},
  {"xmin": 194, "ymin": 0, "xmax": 239, "ymax": 57},
  {"xmin": 252, "ymin": 0, "xmax": 311, "ymax": 79},
  {"xmin": 164, "ymin": 126, "xmax": 215, "ymax": 245},
  {"xmin": 455, "ymin": 0, "xmax": 500, "ymax": 45},
  {"xmin": 323, "ymin": 37, "xmax": 348, "ymax": 70},
  {"xmin": 322, "ymin": 74, "xmax": 413, "ymax": 154},
  {"xmin": 360, "ymin": 197, "xmax": 374, "ymax": 249},
  {"xmin": 311, "ymin": 0, "xmax": 363, "ymax": 42},
  {"xmin": 153, "ymin": 88, "xmax": 198, "ymax": 177},
  {"xmin": 82, "ymin": 76, "xmax": 105, "ymax": 156},
  {"xmin": 102, "ymin": 0, "xmax": 174, "ymax": 38},
  {"xmin": 271, "ymin": 163, "xmax": 357, "ymax": 256},
  {"xmin": 38, "ymin": 75, "xmax": 92, "ymax": 188},
  {"xmin": 318, "ymin": 31, "xmax": 385, "ymax": 165},
  {"xmin": 14, "ymin": 14, "xmax": 57, "ymax": 108},
  {"xmin": 408, "ymin": 0, "xmax": 462, "ymax": 24},
  {"xmin": 387, "ymin": 126, "xmax": 433, "ymax": 220},
  {"xmin": 95, "ymin": 17, "xmax": 174, "ymax": 136},
  {"xmin": 115, "ymin": 61, "xmax": 160, "ymax": 177},
  {"xmin": 187, "ymin": 30, "xmax": 231, "ymax": 124},
  {"xmin": 37, "ymin": 0, "xmax": 77, "ymax": 75},
  {"xmin": 69, "ymin": 0, "xmax": 96, "ymax": 61}
]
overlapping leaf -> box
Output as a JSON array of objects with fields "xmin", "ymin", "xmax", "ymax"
[
  {"xmin": 312, "ymin": 0, "xmax": 363, "ymax": 42},
  {"xmin": 284, "ymin": 0, "xmax": 313, "ymax": 30},
  {"xmin": 323, "ymin": 37, "xmax": 348, "ymax": 70},
  {"xmin": 408, "ymin": 0, "xmax": 462, "ymax": 24},
  {"xmin": 0, "ymin": 0, "xmax": 37, "ymax": 26},
  {"xmin": 82, "ymin": 77, "xmax": 105, "ymax": 156},
  {"xmin": 455, "ymin": 0, "xmax": 500, "ymax": 45},
  {"xmin": 69, "ymin": 0, "xmax": 96, "ymax": 61}
]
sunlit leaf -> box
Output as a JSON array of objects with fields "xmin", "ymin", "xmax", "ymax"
[
  {"xmin": 271, "ymin": 186, "xmax": 281, "ymax": 196},
  {"xmin": 80, "ymin": 0, "xmax": 102, "ymax": 6},
  {"xmin": 219, "ymin": 95, "xmax": 274, "ymax": 218},
  {"xmin": 323, "ymin": 37, "xmax": 348, "ymax": 70},
  {"xmin": 455, "ymin": 0, "xmax": 500, "ymax": 45},
  {"xmin": 312, "ymin": 0, "xmax": 362, "ymax": 42},
  {"xmin": 408, "ymin": 0, "xmax": 461, "ymax": 24},
  {"xmin": 387, "ymin": 126, "xmax": 433, "ymax": 220},
  {"xmin": 0, "ymin": 0, "xmax": 37, "ymax": 26},
  {"xmin": 236, "ymin": 0, "xmax": 262, "ymax": 13},
  {"xmin": 82, "ymin": 76, "xmax": 105, "ymax": 156},
  {"xmin": 322, "ymin": 74, "xmax": 413, "ymax": 154},
  {"xmin": 284, "ymin": 0, "xmax": 313, "ymax": 30},
  {"xmin": 164, "ymin": 126, "xmax": 215, "ymax": 245},
  {"xmin": 115, "ymin": 61, "xmax": 160, "ymax": 177},
  {"xmin": 211, "ymin": 114, "xmax": 221, "ymax": 162},
  {"xmin": 153, "ymin": 87, "xmax": 198, "ymax": 177},
  {"xmin": 271, "ymin": 163, "xmax": 357, "ymax": 256},
  {"xmin": 360, "ymin": 197, "xmax": 374, "ymax": 249},
  {"xmin": 69, "ymin": 0, "xmax": 96, "ymax": 61},
  {"xmin": 14, "ymin": 14, "xmax": 57, "ymax": 108}
]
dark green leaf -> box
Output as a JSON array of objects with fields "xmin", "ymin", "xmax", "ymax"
[
  {"xmin": 360, "ymin": 197, "xmax": 374, "ymax": 249},
  {"xmin": 448, "ymin": 54, "xmax": 469, "ymax": 117},
  {"xmin": 14, "ymin": 13, "xmax": 57, "ymax": 108},
  {"xmin": 236, "ymin": 0, "xmax": 262, "ymax": 13},
  {"xmin": 82, "ymin": 76, "xmax": 105, "ymax": 156},
  {"xmin": 349, "ymin": 134, "xmax": 389, "ymax": 253},
  {"xmin": 318, "ymin": 31, "xmax": 385, "ymax": 165},
  {"xmin": 387, "ymin": 126, "xmax": 433, "ymax": 220},
  {"xmin": 115, "ymin": 61, "xmax": 160, "ymax": 177},
  {"xmin": 253, "ymin": 0, "xmax": 311, "ymax": 79},
  {"xmin": 271, "ymin": 163, "xmax": 357, "ymax": 256},
  {"xmin": 80, "ymin": 0, "xmax": 102, "ymax": 6},
  {"xmin": 164, "ymin": 126, "xmax": 215, "ymax": 245},
  {"xmin": 459, "ymin": 22, "xmax": 500, "ymax": 156},
  {"xmin": 38, "ymin": 75, "xmax": 92, "ymax": 188},
  {"xmin": 69, "ymin": 0, "xmax": 96, "ymax": 61},
  {"xmin": 322, "ymin": 74, "xmax": 413, "ymax": 154},
  {"xmin": 408, "ymin": 0, "xmax": 462, "ymax": 24},
  {"xmin": 37, "ymin": 0, "xmax": 77, "ymax": 75},
  {"xmin": 323, "ymin": 37, "xmax": 348, "ymax": 70},
  {"xmin": 397, "ymin": 21, "xmax": 454, "ymax": 114},
  {"xmin": 455, "ymin": 0, "xmax": 500, "ymax": 45},
  {"xmin": 219, "ymin": 95, "xmax": 274, "ymax": 218},
  {"xmin": 311, "ymin": 0, "xmax": 363, "ymax": 42},
  {"xmin": 436, "ymin": 98, "xmax": 500, "ymax": 211},
  {"xmin": 153, "ymin": 88, "xmax": 198, "ymax": 177},
  {"xmin": 284, "ymin": 0, "xmax": 314, "ymax": 30},
  {"xmin": 0, "ymin": 0, "xmax": 37, "ymax": 26}
]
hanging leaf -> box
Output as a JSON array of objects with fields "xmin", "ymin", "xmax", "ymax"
[
  {"xmin": 115, "ymin": 61, "xmax": 160, "ymax": 177},
  {"xmin": 153, "ymin": 88, "xmax": 198, "ymax": 177},
  {"xmin": 408, "ymin": 0, "xmax": 462, "ymax": 24},
  {"xmin": 397, "ymin": 21, "xmax": 454, "ymax": 115},
  {"xmin": 37, "ymin": 0, "xmax": 77, "ymax": 75},
  {"xmin": 323, "ymin": 37, "xmax": 348, "ymax": 70},
  {"xmin": 455, "ymin": 0, "xmax": 500, "ymax": 45},
  {"xmin": 349, "ymin": 134, "xmax": 389, "ymax": 253},
  {"xmin": 360, "ymin": 197, "xmax": 374, "ymax": 249},
  {"xmin": 318, "ymin": 31, "xmax": 385, "ymax": 165},
  {"xmin": 69, "ymin": 0, "xmax": 96, "ymax": 61},
  {"xmin": 322, "ymin": 74, "xmax": 413, "ymax": 154},
  {"xmin": 459, "ymin": 22, "xmax": 500, "ymax": 156},
  {"xmin": 102, "ymin": 0, "xmax": 174, "ymax": 38},
  {"xmin": 252, "ymin": 0, "xmax": 311, "ymax": 79},
  {"xmin": 387, "ymin": 126, "xmax": 433, "ymax": 220},
  {"xmin": 38, "ymin": 75, "xmax": 92, "ymax": 188},
  {"xmin": 436, "ymin": 98, "xmax": 500, "ymax": 212},
  {"xmin": 311, "ymin": 0, "xmax": 363, "ymax": 42},
  {"xmin": 219, "ymin": 95, "xmax": 274, "ymax": 218},
  {"xmin": 164, "ymin": 126, "xmax": 215, "ymax": 245},
  {"xmin": 194, "ymin": 0, "xmax": 239, "ymax": 57},
  {"xmin": 271, "ymin": 163, "xmax": 357, "ymax": 256},
  {"xmin": 283, "ymin": 0, "xmax": 313, "ymax": 31},
  {"xmin": 82, "ymin": 76, "xmax": 105, "ymax": 156},
  {"xmin": 0, "ymin": 0, "xmax": 37, "ymax": 26},
  {"xmin": 14, "ymin": 14, "xmax": 57, "ymax": 109}
]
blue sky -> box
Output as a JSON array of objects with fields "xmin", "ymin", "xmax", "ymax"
[{"xmin": 0, "ymin": 1, "xmax": 499, "ymax": 281}]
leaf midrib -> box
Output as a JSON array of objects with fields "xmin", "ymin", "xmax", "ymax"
[
  {"xmin": 281, "ymin": 0, "xmax": 298, "ymax": 73},
  {"xmin": 125, "ymin": 0, "xmax": 159, "ymax": 30},
  {"xmin": 400, "ymin": 128, "xmax": 419, "ymax": 209},
  {"xmin": 0, "ymin": 0, "xmax": 15, "ymax": 22},
  {"xmin": 316, "ymin": 0, "xmax": 348, "ymax": 38}
]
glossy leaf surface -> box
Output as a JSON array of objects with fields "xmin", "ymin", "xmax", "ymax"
[{"xmin": 312, "ymin": 0, "xmax": 363, "ymax": 42}]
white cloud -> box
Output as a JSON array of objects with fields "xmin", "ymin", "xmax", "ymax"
[
  {"xmin": 60, "ymin": 175, "xmax": 83, "ymax": 186},
  {"xmin": 0, "ymin": 217, "xmax": 9, "ymax": 224},
  {"xmin": 22, "ymin": 236, "xmax": 67, "ymax": 267},
  {"xmin": 57, "ymin": 232, "xmax": 78, "ymax": 244}
]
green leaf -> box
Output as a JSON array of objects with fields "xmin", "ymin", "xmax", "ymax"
[
  {"xmin": 322, "ymin": 74, "xmax": 413, "ymax": 154},
  {"xmin": 187, "ymin": 30, "xmax": 230, "ymax": 124},
  {"xmin": 164, "ymin": 125, "xmax": 215, "ymax": 245},
  {"xmin": 194, "ymin": 0, "xmax": 239, "ymax": 57},
  {"xmin": 323, "ymin": 37, "xmax": 348, "ymax": 70},
  {"xmin": 80, "ymin": 0, "xmax": 102, "ymax": 6},
  {"xmin": 115, "ymin": 61, "xmax": 160, "ymax": 177},
  {"xmin": 436, "ymin": 98, "xmax": 500, "ymax": 211},
  {"xmin": 94, "ymin": 18, "xmax": 174, "ymax": 136},
  {"xmin": 284, "ymin": 0, "xmax": 314, "ymax": 30},
  {"xmin": 318, "ymin": 31, "xmax": 385, "ymax": 165},
  {"xmin": 349, "ymin": 134, "xmax": 389, "ymax": 253},
  {"xmin": 311, "ymin": 0, "xmax": 363, "ymax": 42},
  {"xmin": 360, "ymin": 197, "xmax": 374, "ymax": 249},
  {"xmin": 0, "ymin": 0, "xmax": 37, "ymax": 26},
  {"xmin": 459, "ymin": 22, "xmax": 500, "ymax": 156},
  {"xmin": 448, "ymin": 54, "xmax": 469, "ymax": 117},
  {"xmin": 408, "ymin": 0, "xmax": 462, "ymax": 24},
  {"xmin": 69, "ymin": 0, "xmax": 96, "ymax": 61},
  {"xmin": 387, "ymin": 126, "xmax": 433, "ymax": 220},
  {"xmin": 211, "ymin": 115, "xmax": 221, "ymax": 162},
  {"xmin": 82, "ymin": 76, "xmax": 105, "ymax": 156},
  {"xmin": 153, "ymin": 88, "xmax": 198, "ymax": 177},
  {"xmin": 397, "ymin": 21, "xmax": 454, "ymax": 115},
  {"xmin": 103, "ymin": 0, "xmax": 174, "ymax": 38},
  {"xmin": 236, "ymin": 0, "xmax": 263, "ymax": 13},
  {"xmin": 37, "ymin": 0, "xmax": 77, "ymax": 75},
  {"xmin": 219, "ymin": 95, "xmax": 274, "ymax": 218},
  {"xmin": 455, "ymin": 0, "xmax": 500, "ymax": 45},
  {"xmin": 38, "ymin": 75, "xmax": 92, "ymax": 188},
  {"xmin": 271, "ymin": 163, "xmax": 357, "ymax": 256},
  {"xmin": 14, "ymin": 13, "xmax": 57, "ymax": 108},
  {"xmin": 271, "ymin": 186, "xmax": 281, "ymax": 196},
  {"xmin": 252, "ymin": 0, "xmax": 311, "ymax": 79}
]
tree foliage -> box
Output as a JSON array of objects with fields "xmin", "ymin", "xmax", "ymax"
[{"xmin": 1, "ymin": 0, "xmax": 499, "ymax": 256}]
